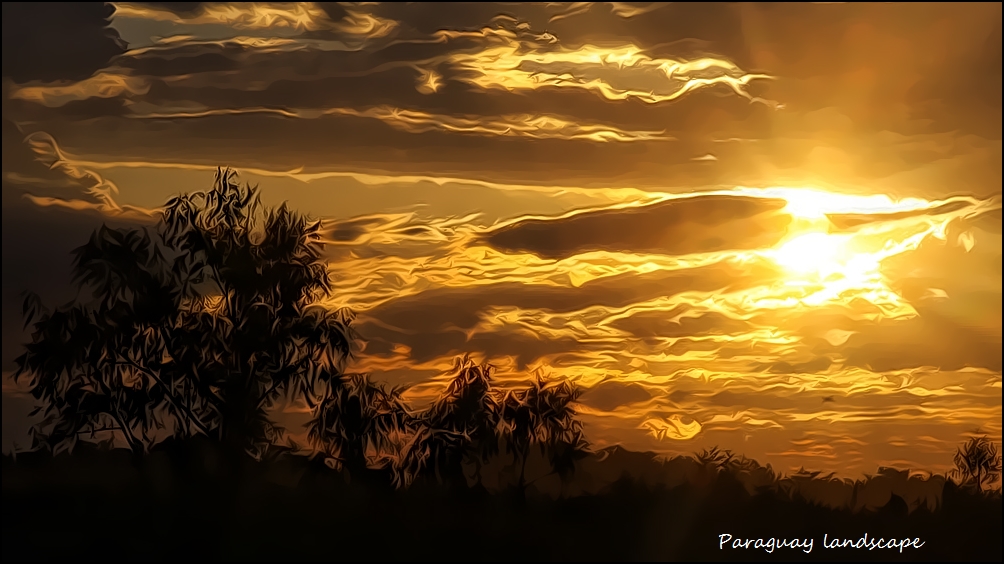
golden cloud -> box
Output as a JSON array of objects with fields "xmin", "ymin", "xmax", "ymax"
[
  {"xmin": 422, "ymin": 21, "xmax": 775, "ymax": 105},
  {"xmin": 9, "ymin": 72, "xmax": 149, "ymax": 107},
  {"xmin": 111, "ymin": 2, "xmax": 397, "ymax": 39},
  {"xmin": 126, "ymin": 104, "xmax": 671, "ymax": 142}
]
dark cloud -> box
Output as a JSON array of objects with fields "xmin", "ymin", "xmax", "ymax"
[
  {"xmin": 359, "ymin": 321, "xmax": 591, "ymax": 369},
  {"xmin": 0, "ymin": 1, "xmax": 778, "ymax": 189},
  {"xmin": 325, "ymin": 217, "xmax": 387, "ymax": 243},
  {"xmin": 3, "ymin": 2, "xmax": 999, "ymax": 197},
  {"xmin": 610, "ymin": 309, "xmax": 749, "ymax": 339},
  {"xmin": 972, "ymin": 208, "xmax": 1002, "ymax": 234},
  {"xmin": 0, "ymin": 119, "xmax": 146, "ymax": 370},
  {"xmin": 119, "ymin": 52, "xmax": 242, "ymax": 78},
  {"xmin": 112, "ymin": 43, "xmax": 769, "ymax": 137},
  {"xmin": 372, "ymin": 2, "xmax": 751, "ymax": 67},
  {"xmin": 844, "ymin": 320, "xmax": 1001, "ymax": 373},
  {"xmin": 362, "ymin": 261, "xmax": 774, "ymax": 335},
  {"xmin": 758, "ymin": 356, "xmax": 833, "ymax": 375},
  {"xmin": 706, "ymin": 390, "xmax": 808, "ymax": 412},
  {"xmin": 1, "ymin": 3, "xmax": 127, "ymax": 83},
  {"xmin": 8, "ymin": 96, "xmax": 131, "ymax": 122},
  {"xmin": 135, "ymin": 2, "xmax": 206, "ymax": 16},
  {"xmin": 372, "ymin": 3, "xmax": 554, "ymax": 37},
  {"xmin": 827, "ymin": 200, "xmax": 971, "ymax": 231},
  {"xmin": 0, "ymin": 189, "xmax": 144, "ymax": 370},
  {"xmin": 580, "ymin": 381, "xmax": 653, "ymax": 412},
  {"xmin": 904, "ymin": 20, "xmax": 1001, "ymax": 139},
  {"xmin": 483, "ymin": 195, "xmax": 790, "ymax": 260},
  {"xmin": 355, "ymin": 260, "xmax": 778, "ymax": 365},
  {"xmin": 9, "ymin": 111, "xmax": 747, "ymax": 190},
  {"xmin": 125, "ymin": 2, "xmax": 350, "ymax": 22},
  {"xmin": 542, "ymin": 2, "xmax": 753, "ymax": 68}
]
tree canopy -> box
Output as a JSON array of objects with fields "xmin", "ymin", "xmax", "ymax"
[
  {"xmin": 16, "ymin": 169, "xmax": 355, "ymax": 459},
  {"xmin": 953, "ymin": 435, "xmax": 1003, "ymax": 493}
]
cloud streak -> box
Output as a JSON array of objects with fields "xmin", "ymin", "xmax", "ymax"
[
  {"xmin": 16, "ymin": 132, "xmax": 159, "ymax": 220},
  {"xmin": 112, "ymin": 1, "xmax": 397, "ymax": 38},
  {"xmin": 9, "ymin": 72, "xmax": 149, "ymax": 108},
  {"xmin": 425, "ymin": 20, "xmax": 776, "ymax": 105},
  {"xmin": 484, "ymin": 194, "xmax": 791, "ymax": 259},
  {"xmin": 126, "ymin": 104, "xmax": 671, "ymax": 142}
]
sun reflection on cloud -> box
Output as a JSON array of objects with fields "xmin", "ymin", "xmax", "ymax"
[{"xmin": 423, "ymin": 20, "xmax": 776, "ymax": 105}]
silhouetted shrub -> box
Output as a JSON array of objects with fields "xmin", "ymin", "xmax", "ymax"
[{"xmin": 952, "ymin": 435, "xmax": 1002, "ymax": 493}]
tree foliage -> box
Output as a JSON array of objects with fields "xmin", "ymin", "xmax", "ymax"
[
  {"xmin": 953, "ymin": 436, "xmax": 1003, "ymax": 493},
  {"xmin": 308, "ymin": 374, "xmax": 409, "ymax": 479},
  {"xmin": 498, "ymin": 374, "xmax": 589, "ymax": 491},
  {"xmin": 400, "ymin": 355, "xmax": 503, "ymax": 488},
  {"xmin": 15, "ymin": 169, "xmax": 356, "ymax": 459},
  {"xmin": 385, "ymin": 356, "xmax": 589, "ymax": 491},
  {"xmin": 14, "ymin": 169, "xmax": 590, "ymax": 491}
]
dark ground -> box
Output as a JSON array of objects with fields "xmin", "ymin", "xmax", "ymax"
[{"xmin": 2, "ymin": 440, "xmax": 1001, "ymax": 562}]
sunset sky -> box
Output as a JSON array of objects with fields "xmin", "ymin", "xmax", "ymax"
[{"xmin": 2, "ymin": 2, "xmax": 1001, "ymax": 477}]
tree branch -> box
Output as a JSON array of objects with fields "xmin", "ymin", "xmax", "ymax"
[{"xmin": 116, "ymin": 359, "xmax": 214, "ymax": 436}]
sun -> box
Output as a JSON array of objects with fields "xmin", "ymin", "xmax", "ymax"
[{"xmin": 771, "ymin": 232, "xmax": 848, "ymax": 279}]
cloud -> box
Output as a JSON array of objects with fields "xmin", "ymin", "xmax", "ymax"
[
  {"xmin": 1, "ymin": 3, "xmax": 127, "ymax": 83},
  {"xmin": 21, "ymin": 132, "xmax": 151, "ymax": 216},
  {"xmin": 1, "ymin": 188, "xmax": 150, "ymax": 373},
  {"xmin": 483, "ymin": 195, "xmax": 791, "ymax": 260},
  {"xmin": 843, "ymin": 312, "xmax": 1001, "ymax": 373},
  {"xmin": 547, "ymin": 3, "xmax": 667, "ymax": 24},
  {"xmin": 421, "ymin": 19, "xmax": 776, "ymax": 106},
  {"xmin": 0, "ymin": 122, "xmax": 150, "ymax": 371},
  {"xmin": 9, "ymin": 72, "xmax": 150, "ymax": 108},
  {"xmin": 20, "ymin": 195, "xmax": 157, "ymax": 221},
  {"xmin": 827, "ymin": 200, "xmax": 972, "ymax": 230},
  {"xmin": 352, "ymin": 259, "xmax": 776, "ymax": 366},
  {"xmin": 758, "ymin": 356, "xmax": 834, "ymax": 375},
  {"xmin": 111, "ymin": 2, "xmax": 398, "ymax": 47},
  {"xmin": 125, "ymin": 103, "xmax": 671, "ymax": 142},
  {"xmin": 113, "ymin": 2, "xmax": 381, "ymax": 34},
  {"xmin": 610, "ymin": 308, "xmax": 750, "ymax": 339},
  {"xmin": 579, "ymin": 380, "xmax": 654, "ymax": 412}
]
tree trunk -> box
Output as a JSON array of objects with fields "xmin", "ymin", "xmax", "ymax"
[
  {"xmin": 516, "ymin": 451, "xmax": 529, "ymax": 502},
  {"xmin": 220, "ymin": 379, "xmax": 254, "ymax": 473}
]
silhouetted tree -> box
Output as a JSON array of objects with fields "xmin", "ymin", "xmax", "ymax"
[
  {"xmin": 499, "ymin": 375, "xmax": 589, "ymax": 496},
  {"xmin": 393, "ymin": 357, "xmax": 590, "ymax": 493},
  {"xmin": 409, "ymin": 355, "xmax": 503, "ymax": 488},
  {"xmin": 696, "ymin": 446, "xmax": 735, "ymax": 472},
  {"xmin": 15, "ymin": 169, "xmax": 357, "ymax": 460},
  {"xmin": 307, "ymin": 374, "xmax": 409, "ymax": 483},
  {"xmin": 953, "ymin": 436, "xmax": 1002, "ymax": 493}
]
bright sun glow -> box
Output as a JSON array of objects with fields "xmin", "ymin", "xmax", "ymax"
[
  {"xmin": 731, "ymin": 186, "xmax": 984, "ymax": 314},
  {"xmin": 755, "ymin": 226, "xmax": 904, "ymax": 311},
  {"xmin": 771, "ymin": 232, "xmax": 847, "ymax": 278}
]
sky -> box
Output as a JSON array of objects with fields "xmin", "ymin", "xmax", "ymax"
[{"xmin": 1, "ymin": 2, "xmax": 1001, "ymax": 478}]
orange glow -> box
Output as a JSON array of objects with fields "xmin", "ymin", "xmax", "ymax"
[{"xmin": 421, "ymin": 22, "xmax": 775, "ymax": 105}]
